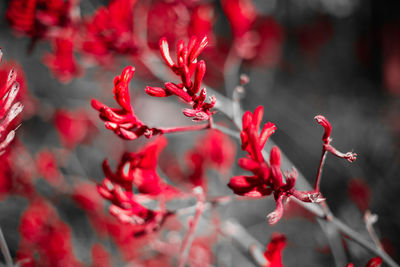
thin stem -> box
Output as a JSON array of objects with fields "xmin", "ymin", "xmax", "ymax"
[
  {"xmin": 314, "ymin": 148, "xmax": 327, "ymax": 192},
  {"xmin": 364, "ymin": 211, "xmax": 384, "ymax": 251},
  {"xmin": 159, "ymin": 122, "xmax": 210, "ymax": 134},
  {"xmin": 178, "ymin": 187, "xmax": 205, "ymax": 267},
  {"xmin": 0, "ymin": 227, "xmax": 13, "ymax": 267}
]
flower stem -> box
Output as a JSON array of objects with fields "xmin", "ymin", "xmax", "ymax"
[
  {"xmin": 159, "ymin": 122, "xmax": 210, "ymax": 134},
  {"xmin": 0, "ymin": 226, "xmax": 13, "ymax": 267},
  {"xmin": 178, "ymin": 187, "xmax": 205, "ymax": 267}
]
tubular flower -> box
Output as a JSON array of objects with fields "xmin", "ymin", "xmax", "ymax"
[
  {"xmin": 0, "ymin": 48, "xmax": 23, "ymax": 155},
  {"xmin": 315, "ymin": 115, "xmax": 357, "ymax": 162},
  {"xmin": 228, "ymin": 106, "xmax": 323, "ymax": 224},
  {"xmin": 145, "ymin": 36, "xmax": 216, "ymax": 122}
]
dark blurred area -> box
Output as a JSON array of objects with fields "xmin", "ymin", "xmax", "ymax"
[{"xmin": 0, "ymin": 0, "xmax": 399, "ymax": 266}]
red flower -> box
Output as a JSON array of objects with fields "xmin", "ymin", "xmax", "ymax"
[
  {"xmin": 6, "ymin": 0, "xmax": 79, "ymax": 40},
  {"xmin": 220, "ymin": 0, "xmax": 257, "ymax": 38},
  {"xmin": 146, "ymin": 36, "xmax": 216, "ymax": 122},
  {"xmin": 53, "ymin": 108, "xmax": 94, "ymax": 149},
  {"xmin": 82, "ymin": 0, "xmax": 138, "ymax": 63},
  {"xmin": 97, "ymin": 137, "xmax": 178, "ymax": 235},
  {"xmin": 35, "ymin": 149, "xmax": 63, "ymax": 186},
  {"xmin": 91, "ymin": 244, "xmax": 111, "ymax": 267},
  {"xmin": 263, "ymin": 233, "xmax": 287, "ymax": 267},
  {"xmin": 42, "ymin": 33, "xmax": 82, "ymax": 83},
  {"xmin": 347, "ymin": 178, "xmax": 371, "ymax": 212},
  {"xmin": 92, "ymin": 66, "xmax": 155, "ymax": 140},
  {"xmin": 228, "ymin": 106, "xmax": 323, "ymax": 224}
]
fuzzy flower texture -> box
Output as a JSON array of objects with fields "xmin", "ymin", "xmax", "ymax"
[{"xmin": 228, "ymin": 106, "xmax": 325, "ymax": 225}]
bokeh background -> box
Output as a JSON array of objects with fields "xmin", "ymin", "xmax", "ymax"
[{"xmin": 0, "ymin": 0, "xmax": 399, "ymax": 266}]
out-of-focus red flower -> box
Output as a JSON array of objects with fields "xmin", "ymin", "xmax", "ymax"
[
  {"xmin": 146, "ymin": 36, "xmax": 216, "ymax": 122},
  {"xmin": 35, "ymin": 149, "xmax": 63, "ymax": 186},
  {"xmin": 383, "ymin": 23, "xmax": 400, "ymax": 95},
  {"xmin": 185, "ymin": 129, "xmax": 236, "ymax": 188},
  {"xmin": 263, "ymin": 233, "xmax": 287, "ymax": 267},
  {"xmin": 73, "ymin": 182, "xmax": 104, "ymax": 212},
  {"xmin": 53, "ymin": 108, "xmax": 94, "ymax": 149},
  {"xmin": 347, "ymin": 178, "xmax": 371, "ymax": 212},
  {"xmin": 82, "ymin": 0, "xmax": 138, "ymax": 63},
  {"xmin": 188, "ymin": 4, "xmax": 216, "ymax": 41},
  {"xmin": 91, "ymin": 243, "xmax": 111, "ymax": 267},
  {"xmin": 296, "ymin": 17, "xmax": 334, "ymax": 63},
  {"xmin": 18, "ymin": 198, "xmax": 82, "ymax": 267},
  {"xmin": 228, "ymin": 106, "xmax": 323, "ymax": 224},
  {"xmin": 43, "ymin": 33, "xmax": 82, "ymax": 83},
  {"xmin": 97, "ymin": 137, "xmax": 178, "ymax": 235},
  {"xmin": 346, "ymin": 256, "xmax": 383, "ymax": 267},
  {"xmin": 6, "ymin": 0, "xmax": 79, "ymax": 40},
  {"xmin": 146, "ymin": 1, "xmax": 190, "ymax": 49},
  {"xmin": 366, "ymin": 257, "xmax": 383, "ymax": 267},
  {"xmin": 220, "ymin": 0, "xmax": 257, "ymax": 38}
]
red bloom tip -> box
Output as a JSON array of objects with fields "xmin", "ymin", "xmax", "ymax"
[
  {"xmin": 314, "ymin": 115, "xmax": 332, "ymax": 143},
  {"xmin": 159, "ymin": 37, "xmax": 175, "ymax": 69},
  {"xmin": 228, "ymin": 175, "xmax": 257, "ymax": 194},
  {"xmin": 252, "ymin": 105, "xmax": 264, "ymax": 129},
  {"xmin": 189, "ymin": 36, "xmax": 209, "ymax": 63},
  {"xmin": 270, "ymin": 146, "xmax": 281, "ymax": 166},
  {"xmin": 145, "ymin": 86, "xmax": 170, "ymax": 97}
]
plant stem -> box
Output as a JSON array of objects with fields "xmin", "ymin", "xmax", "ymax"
[
  {"xmin": 314, "ymin": 148, "xmax": 327, "ymax": 192},
  {"xmin": 159, "ymin": 122, "xmax": 210, "ymax": 134},
  {"xmin": 0, "ymin": 226, "xmax": 13, "ymax": 267},
  {"xmin": 178, "ymin": 187, "xmax": 205, "ymax": 267}
]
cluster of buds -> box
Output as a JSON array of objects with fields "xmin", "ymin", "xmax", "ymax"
[
  {"xmin": 145, "ymin": 36, "xmax": 216, "ymax": 122},
  {"xmin": 97, "ymin": 137, "xmax": 179, "ymax": 235},
  {"xmin": 228, "ymin": 106, "xmax": 324, "ymax": 224},
  {"xmin": 0, "ymin": 49, "xmax": 23, "ymax": 154}
]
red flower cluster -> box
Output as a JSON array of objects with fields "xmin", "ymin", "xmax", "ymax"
[
  {"xmin": 146, "ymin": 36, "xmax": 216, "ymax": 122},
  {"xmin": 0, "ymin": 49, "xmax": 23, "ymax": 154},
  {"xmin": 6, "ymin": 0, "xmax": 78, "ymax": 39},
  {"xmin": 228, "ymin": 106, "xmax": 324, "ymax": 224},
  {"xmin": 97, "ymin": 137, "xmax": 179, "ymax": 235},
  {"xmin": 92, "ymin": 66, "xmax": 154, "ymax": 140},
  {"xmin": 82, "ymin": 0, "xmax": 138, "ymax": 63}
]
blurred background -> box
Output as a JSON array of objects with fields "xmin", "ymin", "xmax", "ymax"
[{"xmin": 0, "ymin": 0, "xmax": 399, "ymax": 266}]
